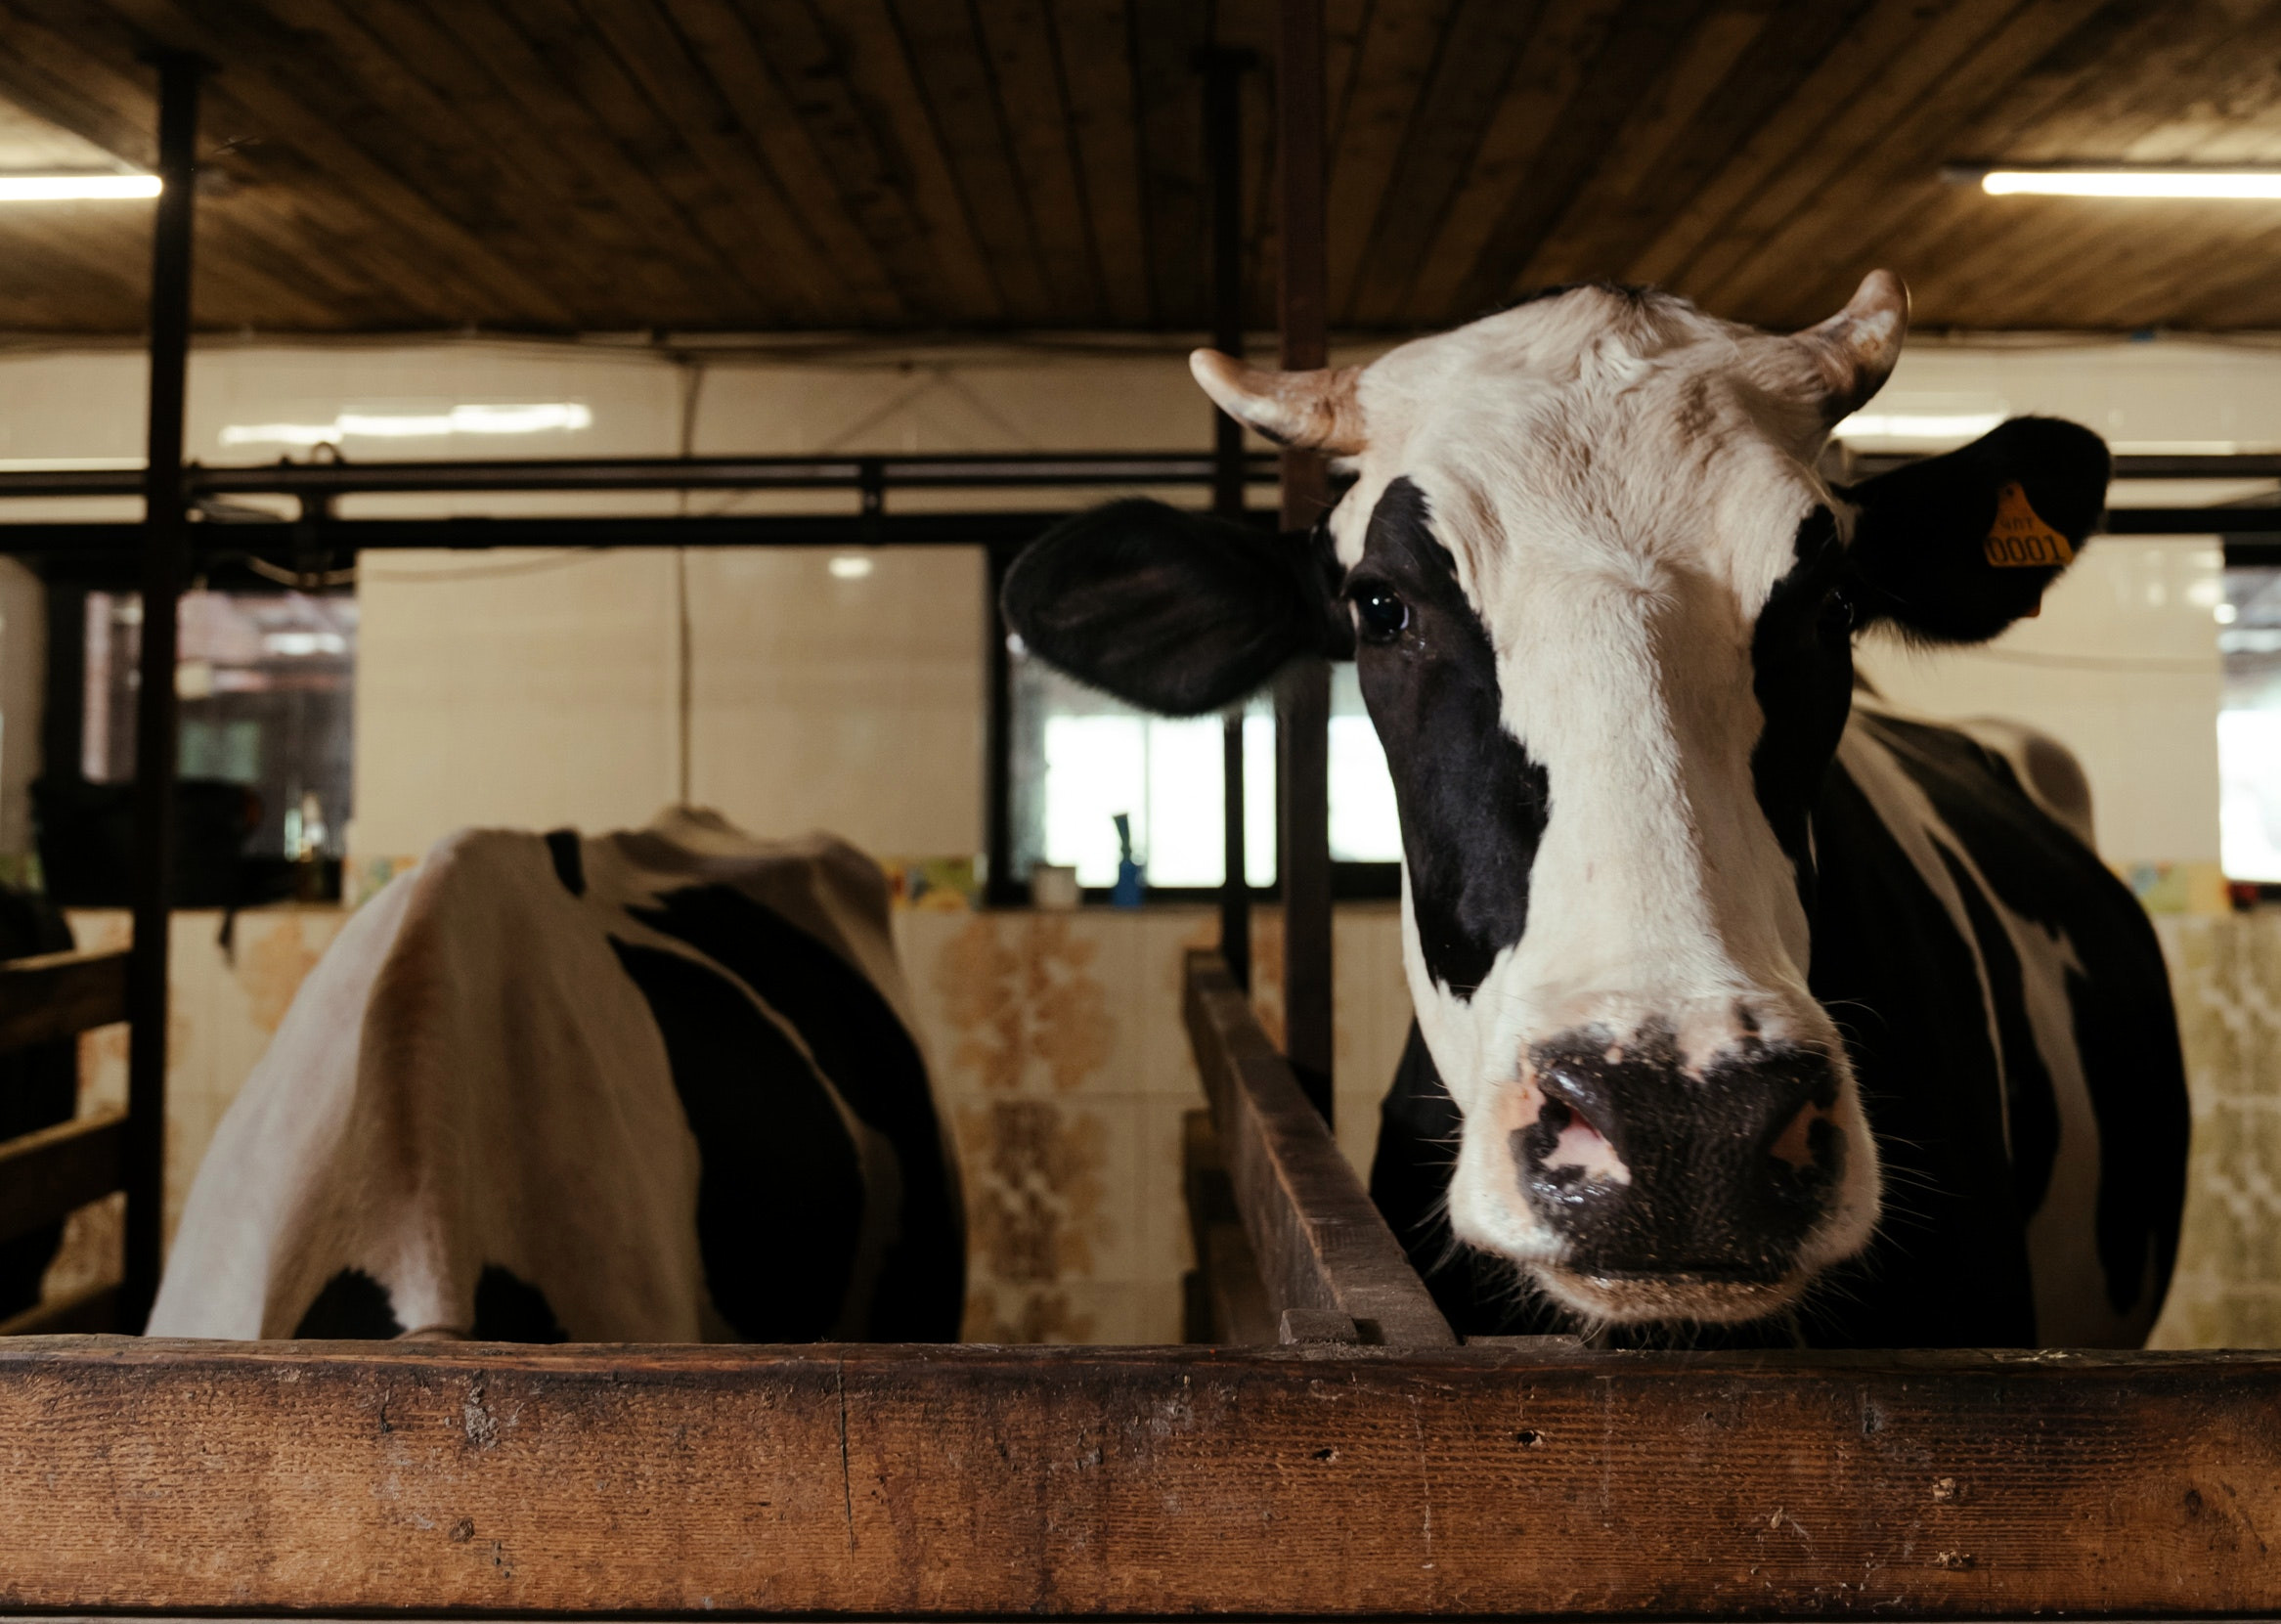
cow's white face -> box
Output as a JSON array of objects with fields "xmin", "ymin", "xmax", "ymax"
[
  {"xmin": 1267, "ymin": 285, "xmax": 1891, "ymax": 1324},
  {"xmin": 1003, "ymin": 270, "xmax": 2108, "ymax": 1329}
]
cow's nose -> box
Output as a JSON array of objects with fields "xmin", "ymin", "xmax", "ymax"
[{"xmin": 1513, "ymin": 1040, "xmax": 1843, "ymax": 1281}]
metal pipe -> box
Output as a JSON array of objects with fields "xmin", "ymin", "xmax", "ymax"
[
  {"xmin": 123, "ymin": 52, "xmax": 204, "ymax": 1335},
  {"xmin": 0, "ymin": 451, "xmax": 1285, "ymax": 502},
  {"xmin": 1275, "ymin": 0, "xmax": 1334, "ymax": 1124},
  {"xmin": 1205, "ymin": 45, "xmax": 1254, "ymax": 993}
]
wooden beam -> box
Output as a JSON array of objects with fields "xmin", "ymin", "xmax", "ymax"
[
  {"xmin": 6, "ymin": 1338, "xmax": 2281, "ymax": 1616},
  {"xmin": 0, "ymin": 1110, "xmax": 126, "ymax": 1248},
  {"xmin": 1184, "ymin": 949, "xmax": 1455, "ymax": 1347},
  {"xmin": 0, "ymin": 947, "xmax": 126, "ymax": 1053},
  {"xmin": 0, "ymin": 1281, "xmax": 119, "ymax": 1339}
]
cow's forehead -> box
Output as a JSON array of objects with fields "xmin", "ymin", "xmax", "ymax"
[{"xmin": 1329, "ymin": 285, "xmax": 1836, "ymax": 604}]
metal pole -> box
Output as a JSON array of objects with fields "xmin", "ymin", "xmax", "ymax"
[
  {"xmin": 1204, "ymin": 47, "xmax": 1252, "ymax": 991},
  {"xmin": 122, "ymin": 54, "xmax": 203, "ymax": 1333},
  {"xmin": 1276, "ymin": 0, "xmax": 1333, "ymax": 1123}
]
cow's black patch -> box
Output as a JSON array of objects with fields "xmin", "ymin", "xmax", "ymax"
[
  {"xmin": 999, "ymin": 499, "xmax": 1350, "ymax": 716},
  {"xmin": 1349, "ymin": 478, "xmax": 1548, "ymax": 995},
  {"xmin": 628, "ymin": 885, "xmax": 964, "ymax": 1340},
  {"xmin": 544, "ymin": 827, "xmax": 585, "ymax": 896},
  {"xmin": 471, "ymin": 1264, "xmax": 567, "ymax": 1342},
  {"xmin": 1748, "ymin": 506, "xmax": 1855, "ymax": 912},
  {"xmin": 610, "ymin": 941, "xmax": 868, "ymax": 1341},
  {"xmin": 1851, "ymin": 711, "xmax": 2185, "ymax": 1318},
  {"xmin": 293, "ymin": 1268, "xmax": 404, "ymax": 1339}
]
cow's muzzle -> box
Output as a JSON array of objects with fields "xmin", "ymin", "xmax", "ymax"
[{"xmin": 1512, "ymin": 1028, "xmax": 1844, "ymax": 1316}]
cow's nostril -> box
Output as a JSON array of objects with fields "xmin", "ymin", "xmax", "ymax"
[{"xmin": 1767, "ymin": 1100, "xmax": 1840, "ymax": 1185}]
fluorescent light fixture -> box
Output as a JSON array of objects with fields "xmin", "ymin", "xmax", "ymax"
[
  {"xmin": 219, "ymin": 403, "xmax": 594, "ymax": 448},
  {"xmin": 1831, "ymin": 411, "xmax": 2005, "ymax": 443},
  {"xmin": 1972, "ymin": 167, "xmax": 2281, "ymax": 199},
  {"xmin": 828, "ymin": 553, "xmax": 875, "ymax": 580},
  {"xmin": 0, "ymin": 173, "xmax": 160, "ymax": 201}
]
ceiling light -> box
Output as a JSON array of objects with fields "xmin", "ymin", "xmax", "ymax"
[
  {"xmin": 0, "ymin": 173, "xmax": 160, "ymax": 201},
  {"xmin": 1968, "ymin": 166, "xmax": 2281, "ymax": 199},
  {"xmin": 218, "ymin": 403, "xmax": 594, "ymax": 448},
  {"xmin": 828, "ymin": 554, "xmax": 875, "ymax": 580}
]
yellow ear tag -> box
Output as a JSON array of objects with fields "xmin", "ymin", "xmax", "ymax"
[{"xmin": 1983, "ymin": 481, "xmax": 2074, "ymax": 568}]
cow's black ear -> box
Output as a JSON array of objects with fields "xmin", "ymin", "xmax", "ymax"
[
  {"xmin": 1841, "ymin": 417, "xmax": 2109, "ymax": 644},
  {"xmin": 999, "ymin": 498, "xmax": 1351, "ymax": 716}
]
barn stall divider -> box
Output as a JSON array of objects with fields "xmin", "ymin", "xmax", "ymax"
[{"xmin": 6, "ymin": 3, "xmax": 2281, "ymax": 1615}]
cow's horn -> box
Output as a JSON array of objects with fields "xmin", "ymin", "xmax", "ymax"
[
  {"xmin": 1190, "ymin": 351, "xmax": 1367, "ymax": 453},
  {"xmin": 1794, "ymin": 269, "xmax": 1909, "ymax": 419}
]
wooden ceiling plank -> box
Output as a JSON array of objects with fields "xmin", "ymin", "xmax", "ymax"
[
  {"xmin": 253, "ymin": 0, "xmax": 671, "ymax": 325},
  {"xmin": 0, "ymin": 6, "xmax": 154, "ymax": 163},
  {"xmin": 1700, "ymin": 0, "xmax": 2119, "ymax": 319},
  {"xmin": 1052, "ymin": 0, "xmax": 1152, "ymax": 327},
  {"xmin": 475, "ymin": 0, "xmax": 797, "ymax": 326},
  {"xmin": 1321, "ymin": 0, "xmax": 1460, "ymax": 325},
  {"xmin": 1444, "ymin": 0, "xmax": 1715, "ymax": 317},
  {"xmin": 973, "ymin": 0, "xmax": 1110, "ymax": 324},
  {"xmin": 771, "ymin": 0, "xmax": 1004, "ymax": 326},
  {"xmin": 1630, "ymin": 0, "xmax": 1971, "ymax": 293},
  {"xmin": 1808, "ymin": 0, "xmax": 2221, "ymax": 326},
  {"xmin": 64, "ymin": 3, "xmax": 589, "ymax": 328},
  {"xmin": 651, "ymin": 0, "xmax": 907, "ymax": 326},
  {"xmin": 0, "ymin": 3, "xmax": 480, "ymax": 329},
  {"xmin": 1398, "ymin": 0, "xmax": 1626, "ymax": 324},
  {"xmin": 1756, "ymin": 24, "xmax": 2215, "ymax": 331},
  {"xmin": 1900, "ymin": 2, "xmax": 2281, "ymax": 325},
  {"xmin": 1668, "ymin": 0, "xmax": 2025, "ymax": 309},
  {"xmin": 2038, "ymin": 198, "xmax": 2281, "ymax": 330},
  {"xmin": 346, "ymin": 0, "xmax": 710, "ymax": 323},
  {"xmin": 571, "ymin": 0, "xmax": 877, "ymax": 327},
  {"xmin": 414, "ymin": 0, "xmax": 765, "ymax": 324},
  {"xmin": 80, "ymin": 0, "xmax": 593, "ymax": 327},
  {"xmin": 1129, "ymin": 0, "xmax": 1213, "ymax": 331},
  {"xmin": 1342, "ymin": 0, "xmax": 1538, "ymax": 330},
  {"xmin": 886, "ymin": 0, "xmax": 1054, "ymax": 325},
  {"xmin": 0, "ymin": 210, "xmax": 152, "ymax": 324},
  {"xmin": 1516, "ymin": 0, "xmax": 1790, "ymax": 291}
]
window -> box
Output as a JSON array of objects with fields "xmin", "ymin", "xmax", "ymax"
[
  {"xmin": 82, "ymin": 589, "xmax": 356, "ymax": 861},
  {"xmin": 1006, "ymin": 647, "xmax": 1402, "ymax": 893}
]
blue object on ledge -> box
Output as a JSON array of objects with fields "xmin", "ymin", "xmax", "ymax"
[{"xmin": 1112, "ymin": 812, "xmax": 1146, "ymax": 907}]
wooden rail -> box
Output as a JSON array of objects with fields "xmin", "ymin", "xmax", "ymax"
[
  {"xmin": 1182, "ymin": 949, "xmax": 1454, "ymax": 1346},
  {"xmin": 0, "ymin": 948, "xmax": 134, "ymax": 1338},
  {"xmin": 1, "ymin": 1337, "xmax": 2276, "ymax": 1618},
  {"xmin": 0, "ymin": 1110, "xmax": 125, "ymax": 1249},
  {"xmin": 0, "ymin": 947, "xmax": 126, "ymax": 1052}
]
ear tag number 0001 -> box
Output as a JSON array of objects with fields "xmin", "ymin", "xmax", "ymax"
[{"xmin": 1983, "ymin": 481, "xmax": 2074, "ymax": 569}]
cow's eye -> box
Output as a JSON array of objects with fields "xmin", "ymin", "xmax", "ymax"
[{"xmin": 1354, "ymin": 585, "xmax": 1409, "ymax": 643}]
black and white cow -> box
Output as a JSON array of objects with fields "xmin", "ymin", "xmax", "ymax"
[
  {"xmin": 150, "ymin": 809, "xmax": 963, "ymax": 1342},
  {"xmin": 1004, "ymin": 271, "xmax": 2188, "ymax": 1346}
]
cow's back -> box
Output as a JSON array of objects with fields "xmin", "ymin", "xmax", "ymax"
[{"xmin": 152, "ymin": 810, "xmax": 963, "ymax": 1342}]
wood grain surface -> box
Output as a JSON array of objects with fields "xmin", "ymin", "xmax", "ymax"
[
  {"xmin": 1185, "ymin": 949, "xmax": 1457, "ymax": 1347},
  {"xmin": 5, "ymin": 0, "xmax": 2281, "ymax": 332},
  {"xmin": 0, "ymin": 949, "xmax": 126, "ymax": 1055},
  {"xmin": 1, "ymin": 1337, "xmax": 2276, "ymax": 1617},
  {"xmin": 0, "ymin": 1109, "xmax": 124, "ymax": 1249}
]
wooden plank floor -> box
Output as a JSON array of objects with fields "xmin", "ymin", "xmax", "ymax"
[{"xmin": 1, "ymin": 1337, "xmax": 2275, "ymax": 1618}]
